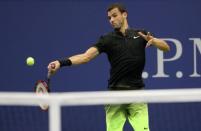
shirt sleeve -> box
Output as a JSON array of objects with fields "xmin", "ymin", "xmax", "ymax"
[{"xmin": 93, "ymin": 35, "xmax": 107, "ymax": 54}]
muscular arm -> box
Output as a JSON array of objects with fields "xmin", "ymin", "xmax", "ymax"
[
  {"xmin": 47, "ymin": 47, "xmax": 99, "ymax": 74},
  {"xmin": 149, "ymin": 38, "xmax": 170, "ymax": 52},
  {"xmin": 138, "ymin": 32, "xmax": 170, "ymax": 52},
  {"xmin": 68, "ymin": 47, "xmax": 99, "ymax": 65}
]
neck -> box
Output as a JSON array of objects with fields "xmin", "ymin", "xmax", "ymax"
[{"xmin": 120, "ymin": 20, "xmax": 129, "ymax": 35}]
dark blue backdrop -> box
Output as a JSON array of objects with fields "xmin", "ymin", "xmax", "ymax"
[{"xmin": 0, "ymin": 0, "xmax": 201, "ymax": 131}]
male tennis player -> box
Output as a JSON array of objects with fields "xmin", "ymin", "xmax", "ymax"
[{"xmin": 48, "ymin": 3, "xmax": 170, "ymax": 131}]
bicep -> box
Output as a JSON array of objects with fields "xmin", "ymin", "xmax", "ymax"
[{"xmin": 84, "ymin": 47, "xmax": 99, "ymax": 61}]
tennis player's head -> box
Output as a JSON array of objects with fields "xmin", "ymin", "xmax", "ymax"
[{"xmin": 107, "ymin": 3, "xmax": 128, "ymax": 30}]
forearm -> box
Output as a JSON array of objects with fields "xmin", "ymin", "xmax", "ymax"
[
  {"xmin": 68, "ymin": 54, "xmax": 90, "ymax": 65},
  {"xmin": 63, "ymin": 47, "xmax": 99, "ymax": 66},
  {"xmin": 47, "ymin": 47, "xmax": 99, "ymax": 76},
  {"xmin": 54, "ymin": 53, "xmax": 89, "ymax": 69},
  {"xmin": 150, "ymin": 38, "xmax": 170, "ymax": 52},
  {"xmin": 50, "ymin": 47, "xmax": 99, "ymax": 69}
]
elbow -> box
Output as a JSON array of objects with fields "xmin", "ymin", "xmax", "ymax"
[
  {"xmin": 153, "ymin": 39, "xmax": 170, "ymax": 52},
  {"xmin": 161, "ymin": 41, "xmax": 170, "ymax": 52},
  {"xmin": 82, "ymin": 54, "xmax": 91, "ymax": 64},
  {"xmin": 167, "ymin": 46, "xmax": 170, "ymax": 52},
  {"xmin": 163, "ymin": 45, "xmax": 170, "ymax": 52}
]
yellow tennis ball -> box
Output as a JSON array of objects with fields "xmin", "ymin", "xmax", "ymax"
[{"xmin": 26, "ymin": 57, "xmax": 35, "ymax": 66}]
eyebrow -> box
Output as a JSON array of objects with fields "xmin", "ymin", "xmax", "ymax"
[{"xmin": 108, "ymin": 12, "xmax": 117, "ymax": 19}]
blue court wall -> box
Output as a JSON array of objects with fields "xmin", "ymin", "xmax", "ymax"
[{"xmin": 0, "ymin": 0, "xmax": 201, "ymax": 131}]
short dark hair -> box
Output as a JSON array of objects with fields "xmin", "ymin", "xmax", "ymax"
[{"xmin": 107, "ymin": 3, "xmax": 127, "ymax": 13}]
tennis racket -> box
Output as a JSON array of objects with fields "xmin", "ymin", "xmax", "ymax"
[{"xmin": 34, "ymin": 63, "xmax": 55, "ymax": 110}]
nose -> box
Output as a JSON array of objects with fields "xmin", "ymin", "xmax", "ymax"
[{"xmin": 110, "ymin": 17, "xmax": 114, "ymax": 24}]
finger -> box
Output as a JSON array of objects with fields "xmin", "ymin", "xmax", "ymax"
[
  {"xmin": 137, "ymin": 32, "xmax": 146, "ymax": 38},
  {"xmin": 47, "ymin": 63, "xmax": 52, "ymax": 70},
  {"xmin": 50, "ymin": 63, "xmax": 56, "ymax": 69},
  {"xmin": 47, "ymin": 62, "xmax": 55, "ymax": 70},
  {"xmin": 147, "ymin": 32, "xmax": 151, "ymax": 38},
  {"xmin": 138, "ymin": 32, "xmax": 149, "ymax": 41},
  {"xmin": 146, "ymin": 42, "xmax": 152, "ymax": 48},
  {"xmin": 147, "ymin": 32, "xmax": 154, "ymax": 38},
  {"xmin": 47, "ymin": 64, "xmax": 51, "ymax": 70}
]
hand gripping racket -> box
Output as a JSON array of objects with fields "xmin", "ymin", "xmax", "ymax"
[{"xmin": 34, "ymin": 63, "xmax": 55, "ymax": 110}]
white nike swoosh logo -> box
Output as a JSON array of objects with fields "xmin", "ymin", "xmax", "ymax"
[{"xmin": 133, "ymin": 36, "xmax": 140, "ymax": 39}]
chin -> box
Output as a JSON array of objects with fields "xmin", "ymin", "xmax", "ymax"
[{"xmin": 113, "ymin": 26, "xmax": 121, "ymax": 30}]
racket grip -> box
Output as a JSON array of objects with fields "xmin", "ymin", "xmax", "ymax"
[{"xmin": 47, "ymin": 72, "xmax": 51, "ymax": 79}]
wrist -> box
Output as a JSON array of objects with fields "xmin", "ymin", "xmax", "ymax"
[
  {"xmin": 148, "ymin": 38, "xmax": 157, "ymax": 45},
  {"xmin": 58, "ymin": 58, "xmax": 72, "ymax": 67}
]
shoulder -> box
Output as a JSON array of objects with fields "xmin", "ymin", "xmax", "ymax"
[
  {"xmin": 97, "ymin": 31, "xmax": 115, "ymax": 43},
  {"xmin": 100, "ymin": 31, "xmax": 115, "ymax": 38},
  {"xmin": 94, "ymin": 32, "xmax": 113, "ymax": 53}
]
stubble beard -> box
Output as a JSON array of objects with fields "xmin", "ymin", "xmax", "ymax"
[{"xmin": 112, "ymin": 22, "xmax": 123, "ymax": 31}]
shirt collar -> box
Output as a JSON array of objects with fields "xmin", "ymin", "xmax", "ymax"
[{"xmin": 114, "ymin": 27, "xmax": 136, "ymax": 38}]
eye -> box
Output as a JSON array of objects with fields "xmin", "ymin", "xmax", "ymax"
[
  {"xmin": 108, "ymin": 16, "xmax": 111, "ymax": 20},
  {"xmin": 112, "ymin": 14, "xmax": 117, "ymax": 18}
]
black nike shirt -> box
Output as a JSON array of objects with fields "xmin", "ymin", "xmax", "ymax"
[{"xmin": 94, "ymin": 29, "xmax": 149, "ymax": 90}]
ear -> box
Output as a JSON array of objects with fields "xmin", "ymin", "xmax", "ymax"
[{"xmin": 122, "ymin": 12, "xmax": 127, "ymax": 18}]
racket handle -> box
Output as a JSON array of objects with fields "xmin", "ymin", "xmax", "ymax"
[{"xmin": 47, "ymin": 72, "xmax": 51, "ymax": 79}]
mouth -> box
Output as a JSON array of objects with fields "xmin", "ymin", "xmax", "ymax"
[
  {"xmin": 112, "ymin": 23, "xmax": 120, "ymax": 29},
  {"xmin": 112, "ymin": 23, "xmax": 117, "ymax": 27},
  {"xmin": 112, "ymin": 24, "xmax": 115, "ymax": 27}
]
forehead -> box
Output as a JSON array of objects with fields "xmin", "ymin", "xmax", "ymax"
[{"xmin": 107, "ymin": 8, "xmax": 121, "ymax": 16}]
